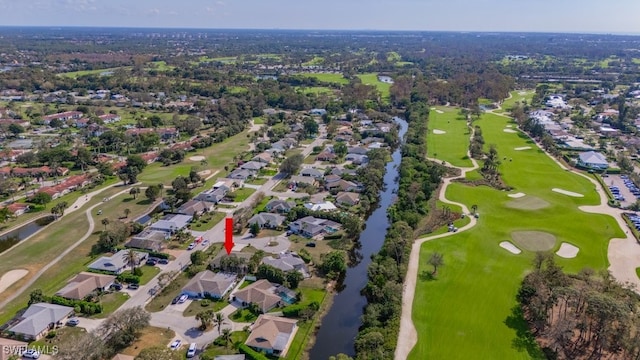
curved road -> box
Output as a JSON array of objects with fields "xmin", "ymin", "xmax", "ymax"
[{"xmin": 0, "ymin": 183, "xmax": 130, "ymax": 309}]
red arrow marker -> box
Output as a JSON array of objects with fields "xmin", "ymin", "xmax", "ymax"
[{"xmin": 224, "ymin": 217, "xmax": 234, "ymax": 255}]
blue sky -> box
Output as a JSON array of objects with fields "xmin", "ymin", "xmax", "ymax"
[{"xmin": 0, "ymin": 0, "xmax": 639, "ymax": 34}]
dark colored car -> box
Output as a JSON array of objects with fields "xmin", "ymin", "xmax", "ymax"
[
  {"xmin": 128, "ymin": 283, "xmax": 140, "ymax": 290},
  {"xmin": 111, "ymin": 283, "xmax": 123, "ymax": 291},
  {"xmin": 171, "ymin": 296, "xmax": 181, "ymax": 305},
  {"xmin": 146, "ymin": 258, "xmax": 158, "ymax": 266},
  {"xmin": 306, "ymin": 242, "xmax": 316, "ymax": 248},
  {"xmin": 158, "ymin": 258, "xmax": 169, "ymax": 265}
]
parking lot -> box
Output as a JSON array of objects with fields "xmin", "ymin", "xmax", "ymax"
[{"xmin": 604, "ymin": 174, "xmax": 640, "ymax": 207}]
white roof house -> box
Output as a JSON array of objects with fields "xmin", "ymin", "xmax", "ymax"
[
  {"xmin": 577, "ymin": 151, "xmax": 609, "ymax": 170},
  {"xmin": 304, "ymin": 201, "xmax": 337, "ymax": 212}
]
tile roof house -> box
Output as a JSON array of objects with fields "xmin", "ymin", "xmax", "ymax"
[
  {"xmin": 182, "ymin": 271, "xmax": 237, "ymax": 299},
  {"xmin": 55, "ymin": 272, "xmax": 116, "ymax": 300},
  {"xmin": 252, "ymin": 152, "xmax": 273, "ymax": 164},
  {"xmin": 265, "ymin": 199, "xmax": 296, "ymax": 213},
  {"xmin": 5, "ymin": 202, "xmax": 29, "ymax": 216},
  {"xmin": 336, "ymin": 192, "xmax": 360, "ymax": 206},
  {"xmin": 229, "ymin": 168, "xmax": 253, "ymax": 181},
  {"xmin": 315, "ymin": 151, "xmax": 337, "ymax": 161},
  {"xmin": 299, "ymin": 168, "xmax": 324, "ymax": 178},
  {"xmin": 262, "ymin": 252, "xmax": 309, "ymax": 278},
  {"xmin": 241, "ymin": 161, "xmax": 267, "ymax": 172},
  {"xmin": 289, "ymin": 216, "xmax": 341, "ymax": 238},
  {"xmin": 88, "ymin": 250, "xmax": 148, "ymax": 275},
  {"xmin": 99, "ymin": 114, "xmax": 121, "ymax": 123},
  {"xmin": 248, "ymin": 213, "xmax": 286, "ymax": 229},
  {"xmin": 303, "ymin": 201, "xmax": 337, "ymax": 212},
  {"xmin": 578, "ymin": 151, "xmax": 609, "ymax": 170},
  {"xmin": 194, "ymin": 187, "xmax": 228, "ymax": 204},
  {"xmin": 150, "ymin": 214, "xmax": 193, "ymax": 233},
  {"xmin": 289, "ymin": 175, "xmax": 316, "ymax": 187},
  {"xmin": 345, "ymin": 154, "xmax": 368, "ymax": 165},
  {"xmin": 245, "ymin": 314, "xmax": 298, "ymax": 357},
  {"xmin": 326, "ymin": 179, "xmax": 360, "ymax": 192},
  {"xmin": 8, "ymin": 303, "xmax": 74, "ymax": 340},
  {"xmin": 177, "ymin": 199, "xmax": 216, "ymax": 216},
  {"xmin": 126, "ymin": 229, "xmax": 170, "ymax": 252},
  {"xmin": 233, "ymin": 280, "xmax": 283, "ymax": 313}
]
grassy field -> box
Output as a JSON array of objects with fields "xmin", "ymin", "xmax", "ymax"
[
  {"xmin": 121, "ymin": 326, "xmax": 176, "ymax": 356},
  {"xmin": 356, "ymin": 73, "xmax": 391, "ymax": 103},
  {"xmin": 183, "ymin": 297, "xmax": 228, "ymax": 316},
  {"xmin": 58, "ymin": 67, "xmax": 131, "ymax": 79},
  {"xmin": 138, "ymin": 130, "xmax": 250, "ymax": 185},
  {"xmin": 297, "ymin": 73, "xmax": 349, "ymax": 85},
  {"xmin": 295, "ymin": 86, "xmax": 334, "ymax": 95},
  {"xmin": 93, "ymin": 292, "xmax": 130, "ymax": 318},
  {"xmin": 497, "ymin": 90, "xmax": 535, "ymax": 113},
  {"xmin": 191, "ymin": 211, "xmax": 226, "ymax": 231},
  {"xmin": 410, "ymin": 112, "xmax": 624, "ymax": 359},
  {"xmin": 426, "ymin": 107, "xmax": 473, "ymax": 167},
  {"xmin": 0, "ymin": 187, "xmax": 157, "ymax": 324},
  {"xmin": 302, "ymin": 56, "xmax": 325, "ymax": 66}
]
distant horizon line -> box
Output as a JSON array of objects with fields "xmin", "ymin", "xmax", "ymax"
[{"xmin": 0, "ymin": 25, "xmax": 638, "ymax": 37}]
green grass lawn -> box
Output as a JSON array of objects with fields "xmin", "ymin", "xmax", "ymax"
[
  {"xmin": 356, "ymin": 73, "xmax": 391, "ymax": 104},
  {"xmin": 246, "ymin": 177, "xmax": 268, "ymax": 185},
  {"xmin": 200, "ymin": 331, "xmax": 249, "ymax": 357},
  {"xmin": 410, "ymin": 112, "xmax": 624, "ymax": 360},
  {"xmin": 230, "ymin": 188, "xmax": 256, "ymax": 202},
  {"xmin": 0, "ymin": 186, "xmax": 156, "ymax": 324},
  {"xmin": 295, "ymin": 86, "xmax": 334, "ymax": 95},
  {"xmin": 297, "ymin": 72, "xmax": 349, "ymax": 85},
  {"xmin": 426, "ymin": 107, "xmax": 473, "ymax": 167},
  {"xmin": 302, "ymin": 56, "xmax": 325, "ymax": 66},
  {"xmin": 93, "ymin": 292, "xmax": 130, "ymax": 318},
  {"xmin": 191, "ymin": 212, "xmax": 226, "ymax": 231},
  {"xmin": 58, "ymin": 67, "xmax": 131, "ymax": 78},
  {"xmin": 183, "ymin": 298, "xmax": 229, "ymax": 316},
  {"xmin": 229, "ymin": 308, "xmax": 258, "ymax": 322},
  {"xmin": 497, "ymin": 90, "xmax": 535, "ymax": 113},
  {"xmin": 146, "ymin": 273, "xmax": 190, "ymax": 313},
  {"xmin": 29, "ymin": 326, "xmax": 87, "ymax": 354},
  {"xmin": 252, "ymin": 116, "xmax": 264, "ymax": 125}
]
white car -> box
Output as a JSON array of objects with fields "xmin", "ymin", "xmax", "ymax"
[
  {"xmin": 177, "ymin": 294, "xmax": 188, "ymax": 304},
  {"xmin": 187, "ymin": 242, "xmax": 196, "ymax": 250},
  {"xmin": 22, "ymin": 349, "xmax": 41, "ymax": 359},
  {"xmin": 169, "ymin": 339, "xmax": 182, "ymax": 350},
  {"xmin": 186, "ymin": 343, "xmax": 197, "ymax": 358}
]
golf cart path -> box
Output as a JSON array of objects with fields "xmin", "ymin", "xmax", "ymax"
[
  {"xmin": 395, "ymin": 152, "xmax": 479, "ymax": 360},
  {"xmin": 0, "ymin": 184, "xmax": 130, "ymax": 309}
]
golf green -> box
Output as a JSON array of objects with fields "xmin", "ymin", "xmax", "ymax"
[{"xmin": 411, "ymin": 112, "xmax": 624, "ymax": 359}]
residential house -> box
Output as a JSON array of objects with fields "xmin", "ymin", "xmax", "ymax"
[
  {"xmin": 157, "ymin": 127, "xmax": 179, "ymax": 140},
  {"xmin": 336, "ymin": 192, "xmax": 360, "ymax": 206},
  {"xmin": 345, "ymin": 154, "xmax": 368, "ymax": 165},
  {"xmin": 7, "ymin": 139, "xmax": 33, "ymax": 149},
  {"xmin": 289, "ymin": 216, "xmax": 341, "ymax": 238},
  {"xmin": 126, "ymin": 229, "xmax": 169, "ymax": 252},
  {"xmin": 214, "ymin": 178, "xmax": 241, "ymax": 191},
  {"xmin": 241, "ymin": 161, "xmax": 267, "ymax": 173},
  {"xmin": 99, "ymin": 113, "xmax": 121, "ymax": 123},
  {"xmin": 316, "ymin": 151, "xmax": 337, "ymax": 161},
  {"xmin": 233, "ymin": 280, "xmax": 283, "ymax": 313},
  {"xmin": 299, "ymin": 168, "xmax": 324, "ymax": 179},
  {"xmin": 229, "ymin": 168, "xmax": 253, "ymax": 181},
  {"xmin": 182, "ymin": 271, "xmax": 236, "ymax": 299},
  {"xmin": 326, "ymin": 179, "xmax": 360, "ymax": 192},
  {"xmin": 8, "ymin": 303, "xmax": 74, "ymax": 340},
  {"xmin": 347, "ymin": 146, "xmax": 369, "ymax": 155},
  {"xmin": 577, "ymin": 151, "xmax": 609, "ymax": 170},
  {"xmin": 248, "ymin": 213, "xmax": 286, "ymax": 229},
  {"xmin": 262, "ymin": 252, "xmax": 309, "ymax": 278},
  {"xmin": 252, "ymin": 152, "xmax": 273, "ymax": 164},
  {"xmin": 265, "ymin": 199, "xmax": 295, "ymax": 213},
  {"xmin": 309, "ymin": 108, "xmax": 327, "ymax": 116},
  {"xmin": 5, "ymin": 202, "xmax": 29, "ymax": 216},
  {"xmin": 304, "ymin": 201, "xmax": 337, "ymax": 212},
  {"xmin": 55, "ymin": 272, "xmax": 116, "ymax": 300},
  {"xmin": 195, "ymin": 187, "xmax": 228, "ymax": 204},
  {"xmin": 245, "ymin": 314, "xmax": 298, "ymax": 357},
  {"xmin": 140, "ymin": 151, "xmax": 158, "ymax": 164},
  {"xmin": 209, "ymin": 252, "xmax": 253, "ymax": 271},
  {"xmin": 289, "ymin": 175, "xmax": 316, "ymax": 187},
  {"xmin": 42, "ymin": 111, "xmax": 83, "ymax": 125},
  {"xmin": 150, "ymin": 214, "xmax": 193, "ymax": 234},
  {"xmin": 88, "ymin": 250, "xmax": 148, "ymax": 275},
  {"xmin": 177, "ymin": 199, "xmax": 216, "ymax": 216}
]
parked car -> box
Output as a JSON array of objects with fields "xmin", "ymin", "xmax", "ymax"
[
  {"xmin": 22, "ymin": 349, "xmax": 41, "ymax": 359},
  {"xmin": 128, "ymin": 283, "xmax": 140, "ymax": 290},
  {"xmin": 177, "ymin": 294, "xmax": 188, "ymax": 304},
  {"xmin": 201, "ymin": 240, "xmax": 210, "ymax": 246},
  {"xmin": 306, "ymin": 242, "xmax": 316, "ymax": 248},
  {"xmin": 187, "ymin": 242, "xmax": 196, "ymax": 250},
  {"xmin": 171, "ymin": 296, "xmax": 180, "ymax": 305},
  {"xmin": 66, "ymin": 317, "xmax": 80, "ymax": 326},
  {"xmin": 110, "ymin": 283, "xmax": 123, "ymax": 291},
  {"xmin": 169, "ymin": 339, "xmax": 182, "ymax": 350},
  {"xmin": 158, "ymin": 258, "xmax": 169, "ymax": 265},
  {"xmin": 186, "ymin": 343, "xmax": 197, "ymax": 358},
  {"xmin": 146, "ymin": 258, "xmax": 158, "ymax": 266}
]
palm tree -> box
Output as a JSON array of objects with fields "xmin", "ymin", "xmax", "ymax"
[
  {"xmin": 0, "ymin": 207, "xmax": 11, "ymax": 223},
  {"xmin": 122, "ymin": 249, "xmax": 138, "ymax": 273},
  {"xmin": 428, "ymin": 252, "xmax": 444, "ymax": 275},
  {"xmin": 101, "ymin": 218, "xmax": 110, "ymax": 231},
  {"xmin": 470, "ymin": 204, "xmax": 478, "ymax": 215},
  {"xmin": 129, "ymin": 187, "xmax": 140, "ymax": 200},
  {"xmin": 123, "ymin": 208, "xmax": 131, "ymax": 218},
  {"xmin": 220, "ymin": 328, "xmax": 232, "ymax": 347},
  {"xmin": 213, "ymin": 312, "xmax": 225, "ymax": 334},
  {"xmin": 195, "ymin": 310, "xmax": 214, "ymax": 330}
]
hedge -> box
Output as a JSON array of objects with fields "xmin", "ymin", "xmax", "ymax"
[
  {"xmin": 238, "ymin": 344, "xmax": 270, "ymax": 360},
  {"xmin": 116, "ymin": 273, "xmax": 140, "ymax": 284},
  {"xmin": 148, "ymin": 251, "xmax": 170, "ymax": 259},
  {"xmin": 49, "ymin": 295, "xmax": 102, "ymax": 315}
]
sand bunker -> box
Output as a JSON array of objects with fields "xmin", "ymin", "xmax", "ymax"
[
  {"xmin": 514, "ymin": 147, "xmax": 531, "ymax": 151},
  {"xmin": 503, "ymin": 129, "xmax": 517, "ymax": 133},
  {"xmin": 430, "ymin": 107, "xmax": 436, "ymax": 110},
  {"xmin": 506, "ymin": 125, "xmax": 513, "ymax": 128},
  {"xmin": 556, "ymin": 243, "xmax": 579, "ymax": 258},
  {"xmin": 500, "ymin": 241, "xmax": 522, "ymax": 255},
  {"xmin": 432, "ymin": 129, "xmax": 446, "ymax": 134},
  {"xmin": 512, "ymin": 231, "xmax": 557, "ymax": 252},
  {"xmin": 0, "ymin": 269, "xmax": 28, "ymax": 294},
  {"xmin": 197, "ymin": 170, "xmax": 211, "ymax": 178},
  {"xmin": 518, "ymin": 91, "xmax": 528, "ymax": 96},
  {"xmin": 552, "ymin": 188, "xmax": 584, "ymax": 198},
  {"xmin": 508, "ymin": 192, "xmax": 526, "ymax": 198},
  {"xmin": 189, "ymin": 155, "xmax": 206, "ymax": 162},
  {"xmin": 435, "ymin": 110, "xmax": 444, "ymax": 114},
  {"xmin": 506, "ymin": 196, "xmax": 550, "ymax": 210}
]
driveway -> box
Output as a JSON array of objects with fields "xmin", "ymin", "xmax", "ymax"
[{"xmin": 76, "ymin": 318, "xmax": 104, "ymax": 333}]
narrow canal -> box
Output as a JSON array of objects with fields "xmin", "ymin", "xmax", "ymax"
[{"xmin": 310, "ymin": 117, "xmax": 408, "ymax": 359}]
